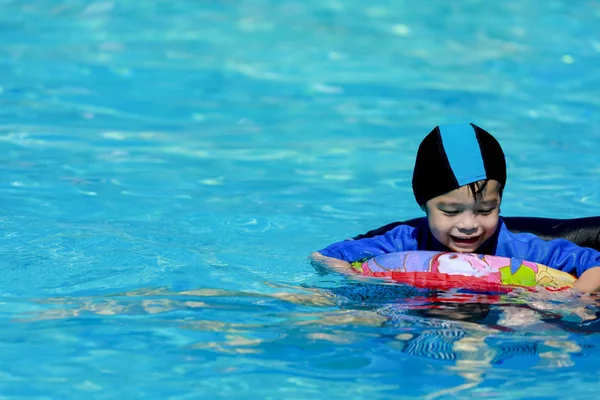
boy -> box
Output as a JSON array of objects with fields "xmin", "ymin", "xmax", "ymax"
[{"xmin": 311, "ymin": 123, "xmax": 600, "ymax": 293}]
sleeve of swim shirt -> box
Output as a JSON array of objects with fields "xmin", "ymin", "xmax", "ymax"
[
  {"xmin": 317, "ymin": 224, "xmax": 418, "ymax": 262},
  {"xmin": 498, "ymin": 229, "xmax": 600, "ymax": 277}
]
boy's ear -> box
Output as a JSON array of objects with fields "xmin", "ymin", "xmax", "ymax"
[{"xmin": 420, "ymin": 204, "xmax": 427, "ymax": 214}]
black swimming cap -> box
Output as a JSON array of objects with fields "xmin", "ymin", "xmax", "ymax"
[{"xmin": 412, "ymin": 123, "xmax": 506, "ymax": 206}]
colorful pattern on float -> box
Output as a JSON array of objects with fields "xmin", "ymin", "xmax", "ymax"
[{"xmin": 351, "ymin": 251, "xmax": 577, "ymax": 291}]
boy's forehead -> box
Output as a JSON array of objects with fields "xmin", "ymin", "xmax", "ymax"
[{"xmin": 433, "ymin": 181, "xmax": 502, "ymax": 204}]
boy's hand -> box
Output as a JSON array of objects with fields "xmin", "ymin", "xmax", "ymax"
[
  {"xmin": 310, "ymin": 252, "xmax": 352, "ymax": 274},
  {"xmin": 574, "ymin": 266, "xmax": 600, "ymax": 293}
]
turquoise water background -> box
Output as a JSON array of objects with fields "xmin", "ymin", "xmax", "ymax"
[{"xmin": 1, "ymin": 0, "xmax": 600, "ymax": 398}]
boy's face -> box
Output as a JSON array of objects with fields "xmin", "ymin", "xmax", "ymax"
[{"xmin": 424, "ymin": 180, "xmax": 502, "ymax": 253}]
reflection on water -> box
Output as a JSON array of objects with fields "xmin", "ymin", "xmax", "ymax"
[
  {"xmin": 8, "ymin": 282, "xmax": 598, "ymax": 398},
  {"xmin": 16, "ymin": 284, "xmax": 598, "ymax": 367}
]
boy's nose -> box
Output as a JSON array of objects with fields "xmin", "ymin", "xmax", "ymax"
[
  {"xmin": 457, "ymin": 216, "xmax": 478, "ymax": 234},
  {"xmin": 457, "ymin": 226, "xmax": 478, "ymax": 235}
]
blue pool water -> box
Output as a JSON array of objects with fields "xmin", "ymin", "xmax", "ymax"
[{"xmin": 1, "ymin": 0, "xmax": 600, "ymax": 398}]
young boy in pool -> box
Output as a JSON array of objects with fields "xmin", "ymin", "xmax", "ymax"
[{"xmin": 311, "ymin": 123, "xmax": 600, "ymax": 293}]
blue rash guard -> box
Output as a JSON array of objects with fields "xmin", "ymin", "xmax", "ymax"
[{"xmin": 318, "ymin": 217, "xmax": 600, "ymax": 277}]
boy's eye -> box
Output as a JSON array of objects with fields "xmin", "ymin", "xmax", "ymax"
[
  {"xmin": 441, "ymin": 210, "xmax": 459, "ymax": 216},
  {"xmin": 478, "ymin": 208, "xmax": 495, "ymax": 215}
]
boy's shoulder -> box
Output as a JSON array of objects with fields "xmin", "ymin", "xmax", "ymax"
[
  {"xmin": 496, "ymin": 218, "xmax": 584, "ymax": 255},
  {"xmin": 352, "ymin": 217, "xmax": 427, "ymax": 240},
  {"xmin": 318, "ymin": 218, "xmax": 424, "ymax": 261}
]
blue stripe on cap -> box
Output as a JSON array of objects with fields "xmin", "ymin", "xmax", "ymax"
[{"xmin": 438, "ymin": 124, "xmax": 487, "ymax": 186}]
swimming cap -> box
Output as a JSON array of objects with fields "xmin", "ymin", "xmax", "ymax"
[{"xmin": 412, "ymin": 123, "xmax": 506, "ymax": 206}]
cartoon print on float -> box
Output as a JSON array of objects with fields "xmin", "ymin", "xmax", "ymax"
[{"xmin": 353, "ymin": 251, "xmax": 577, "ymax": 291}]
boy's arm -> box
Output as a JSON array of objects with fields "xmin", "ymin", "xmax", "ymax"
[
  {"xmin": 313, "ymin": 223, "xmax": 415, "ymax": 266},
  {"xmin": 506, "ymin": 232, "xmax": 600, "ymax": 293}
]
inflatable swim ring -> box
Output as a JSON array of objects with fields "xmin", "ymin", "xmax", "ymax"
[{"xmin": 351, "ymin": 251, "xmax": 576, "ymax": 292}]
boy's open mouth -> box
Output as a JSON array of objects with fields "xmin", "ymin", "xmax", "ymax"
[{"xmin": 450, "ymin": 235, "xmax": 481, "ymax": 245}]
